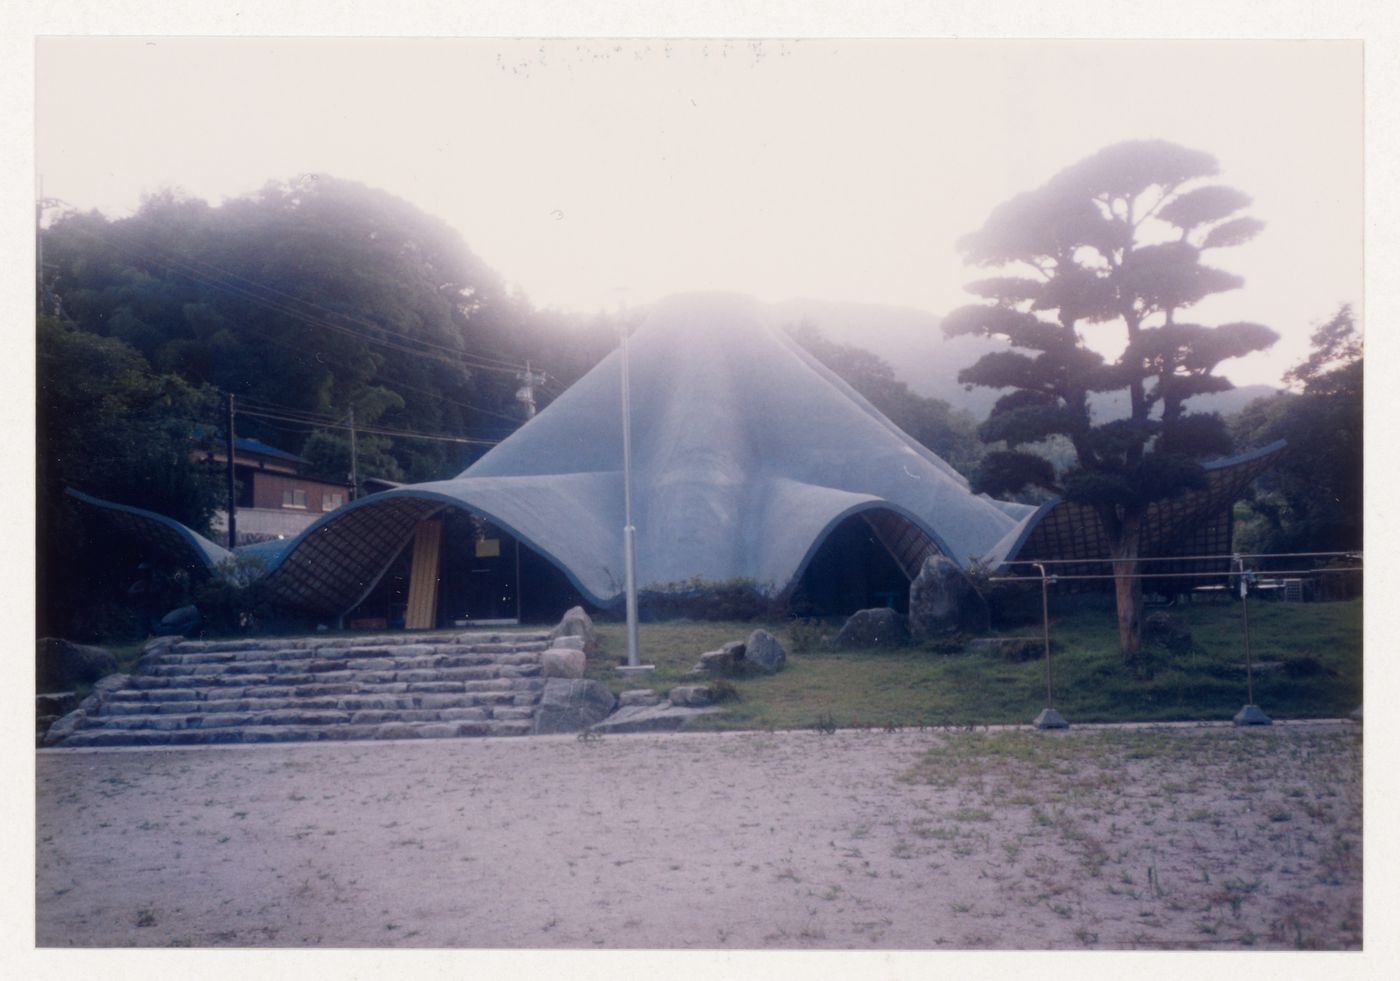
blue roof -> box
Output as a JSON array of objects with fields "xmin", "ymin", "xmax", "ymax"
[
  {"xmin": 193, "ymin": 425, "xmax": 306, "ymax": 465},
  {"xmin": 234, "ymin": 435, "xmax": 305, "ymax": 465}
]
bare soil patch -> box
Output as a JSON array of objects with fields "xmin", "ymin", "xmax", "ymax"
[{"xmin": 35, "ymin": 722, "xmax": 1361, "ymax": 949}]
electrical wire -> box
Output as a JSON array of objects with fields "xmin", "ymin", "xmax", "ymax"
[
  {"xmin": 235, "ymin": 406, "xmax": 500, "ymax": 446},
  {"xmin": 72, "ymin": 218, "xmax": 541, "ymax": 377}
]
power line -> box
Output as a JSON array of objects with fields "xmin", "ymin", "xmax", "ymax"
[
  {"xmin": 118, "ymin": 218, "xmax": 533, "ymax": 374},
  {"xmin": 998, "ymin": 550, "xmax": 1362, "ymax": 566},
  {"xmin": 104, "ymin": 226, "xmax": 538, "ymax": 425},
  {"xmin": 50, "ymin": 219, "xmax": 556, "ymax": 425},
  {"xmin": 73, "ymin": 219, "xmax": 539, "ymax": 377},
  {"xmin": 234, "ymin": 406, "xmax": 500, "ymax": 446}
]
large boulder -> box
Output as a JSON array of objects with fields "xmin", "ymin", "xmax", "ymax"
[
  {"xmin": 36, "ymin": 638, "xmax": 118, "ymax": 691},
  {"xmin": 42, "ymin": 709, "xmax": 88, "ymax": 747},
  {"xmin": 549, "ymin": 606, "xmax": 599, "ymax": 655},
  {"xmin": 589, "ymin": 702, "xmax": 724, "ymax": 734},
  {"xmin": 156, "ymin": 604, "xmax": 202, "ymax": 638},
  {"xmin": 744, "ymin": 629, "xmax": 787, "ymax": 672},
  {"xmin": 541, "ymin": 647, "xmax": 587, "ymax": 679},
  {"xmin": 618, "ymin": 689, "xmax": 662, "ymax": 707},
  {"xmin": 696, "ymin": 640, "xmax": 746, "ymax": 676},
  {"xmin": 834, "ymin": 608, "xmax": 910, "ymax": 648},
  {"xmin": 668, "ymin": 684, "xmax": 715, "ymax": 707},
  {"xmin": 533, "ymin": 678, "xmax": 616, "ymax": 734},
  {"xmin": 908, "ymin": 556, "xmax": 989, "ymax": 641}
]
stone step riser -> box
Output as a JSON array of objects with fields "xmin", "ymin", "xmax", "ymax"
[
  {"xmin": 119, "ymin": 680, "xmax": 540, "ymax": 705},
  {"xmin": 161, "ymin": 644, "xmax": 549, "ymax": 667},
  {"xmin": 168, "ymin": 633, "xmax": 551, "ymax": 655},
  {"xmin": 57, "ymin": 718, "xmax": 537, "ymax": 748},
  {"xmin": 136, "ymin": 666, "xmax": 543, "ymax": 688},
  {"xmin": 145, "ymin": 654, "xmax": 542, "ymax": 677},
  {"xmin": 85, "ymin": 704, "xmax": 541, "ymax": 731},
  {"xmin": 99, "ymin": 690, "xmax": 544, "ymax": 716}
]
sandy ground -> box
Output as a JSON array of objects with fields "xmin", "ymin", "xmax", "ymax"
[{"xmin": 34, "ymin": 722, "xmax": 1361, "ymax": 951}]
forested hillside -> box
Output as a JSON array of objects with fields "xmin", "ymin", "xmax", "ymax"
[
  {"xmin": 36, "ymin": 177, "xmax": 988, "ymax": 638},
  {"xmin": 39, "ymin": 178, "xmax": 623, "ymax": 488}
]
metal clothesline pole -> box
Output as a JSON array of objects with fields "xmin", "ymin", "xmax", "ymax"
[
  {"xmin": 1032, "ymin": 563, "xmax": 1068, "ymax": 730},
  {"xmin": 1232, "ymin": 554, "xmax": 1271, "ymax": 726}
]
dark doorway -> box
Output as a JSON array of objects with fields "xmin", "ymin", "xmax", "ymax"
[
  {"xmin": 344, "ymin": 507, "xmax": 588, "ymax": 628},
  {"xmin": 791, "ymin": 513, "xmax": 911, "ymax": 617}
]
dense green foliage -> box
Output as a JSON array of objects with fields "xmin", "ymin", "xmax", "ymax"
[
  {"xmin": 943, "ymin": 141, "xmax": 1278, "ymax": 656},
  {"xmin": 36, "ymin": 315, "xmax": 225, "ymax": 638},
  {"xmin": 36, "ymin": 178, "xmax": 621, "ymax": 636},
  {"xmin": 788, "ymin": 323, "xmax": 985, "ymax": 476},
  {"xmin": 40, "ymin": 178, "xmax": 622, "ymax": 486},
  {"xmin": 1232, "ymin": 306, "xmax": 1362, "ymax": 554}
]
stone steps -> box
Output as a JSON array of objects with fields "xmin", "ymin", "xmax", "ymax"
[
  {"xmin": 43, "ymin": 630, "xmax": 572, "ymax": 748},
  {"xmin": 56, "ymin": 717, "xmax": 536, "ymax": 748}
]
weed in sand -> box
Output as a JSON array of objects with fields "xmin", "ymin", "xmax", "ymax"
[{"xmin": 951, "ymin": 807, "xmax": 994, "ymax": 823}]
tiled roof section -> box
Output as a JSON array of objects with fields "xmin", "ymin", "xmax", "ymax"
[{"xmin": 1003, "ymin": 440, "xmax": 1287, "ymax": 589}]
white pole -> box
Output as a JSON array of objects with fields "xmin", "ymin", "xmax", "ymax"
[{"xmin": 620, "ymin": 322, "xmax": 643, "ymax": 667}]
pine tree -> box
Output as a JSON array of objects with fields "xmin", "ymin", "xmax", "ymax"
[{"xmin": 946, "ymin": 141, "xmax": 1277, "ymax": 658}]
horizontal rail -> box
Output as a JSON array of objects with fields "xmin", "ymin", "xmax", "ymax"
[
  {"xmin": 996, "ymin": 550, "xmax": 1361, "ymax": 567},
  {"xmin": 988, "ymin": 566, "xmax": 1363, "ymax": 584}
]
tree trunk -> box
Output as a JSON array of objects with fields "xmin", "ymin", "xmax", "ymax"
[{"xmin": 1110, "ymin": 514, "xmax": 1143, "ymax": 660}]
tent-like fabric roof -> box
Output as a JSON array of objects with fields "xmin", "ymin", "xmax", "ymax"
[
  {"xmin": 66, "ymin": 293, "xmax": 1285, "ymax": 620},
  {"xmin": 252, "ymin": 293, "xmax": 1041, "ymax": 614}
]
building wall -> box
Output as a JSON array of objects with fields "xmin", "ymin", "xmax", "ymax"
[
  {"xmin": 210, "ymin": 507, "xmax": 326, "ymax": 545},
  {"xmin": 250, "ymin": 472, "xmax": 349, "ymax": 514}
]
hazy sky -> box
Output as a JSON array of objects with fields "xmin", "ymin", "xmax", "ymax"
[{"xmin": 36, "ymin": 37, "xmax": 1361, "ymax": 387}]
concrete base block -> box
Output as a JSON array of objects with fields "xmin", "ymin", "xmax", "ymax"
[
  {"xmin": 614, "ymin": 664, "xmax": 656, "ymax": 677},
  {"xmin": 1033, "ymin": 708, "xmax": 1069, "ymax": 730},
  {"xmin": 1233, "ymin": 704, "xmax": 1272, "ymax": 726}
]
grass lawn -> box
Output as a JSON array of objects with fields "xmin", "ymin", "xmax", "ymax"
[{"xmin": 584, "ymin": 597, "xmax": 1362, "ymax": 730}]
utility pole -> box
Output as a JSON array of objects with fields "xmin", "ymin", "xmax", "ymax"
[
  {"xmin": 347, "ymin": 404, "xmax": 359, "ymax": 501},
  {"xmin": 516, "ymin": 360, "xmax": 547, "ymax": 420},
  {"xmin": 225, "ymin": 392, "xmax": 237, "ymax": 549}
]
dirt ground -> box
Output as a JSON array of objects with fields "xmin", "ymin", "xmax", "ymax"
[{"xmin": 34, "ymin": 722, "xmax": 1362, "ymax": 951}]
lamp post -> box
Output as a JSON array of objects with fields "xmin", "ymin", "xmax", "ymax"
[{"xmin": 615, "ymin": 307, "xmax": 652, "ymax": 676}]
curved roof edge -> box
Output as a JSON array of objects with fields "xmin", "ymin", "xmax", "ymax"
[
  {"xmin": 260, "ymin": 485, "xmax": 616, "ymax": 610},
  {"xmin": 65, "ymin": 488, "xmax": 232, "ymax": 573},
  {"xmin": 783, "ymin": 496, "xmax": 956, "ymax": 597}
]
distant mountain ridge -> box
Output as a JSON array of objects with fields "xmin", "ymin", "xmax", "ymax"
[{"xmin": 765, "ymin": 297, "xmax": 1278, "ymax": 421}]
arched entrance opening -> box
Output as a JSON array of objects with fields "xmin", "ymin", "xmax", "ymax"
[
  {"xmin": 343, "ymin": 506, "xmax": 586, "ymax": 629},
  {"xmin": 790, "ymin": 508, "xmax": 940, "ymax": 618}
]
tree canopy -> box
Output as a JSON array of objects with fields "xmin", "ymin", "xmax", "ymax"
[
  {"xmin": 1233, "ymin": 305, "xmax": 1361, "ymax": 554},
  {"xmin": 39, "ymin": 178, "xmax": 622, "ymax": 488},
  {"xmin": 944, "ymin": 140, "xmax": 1278, "ymax": 656}
]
